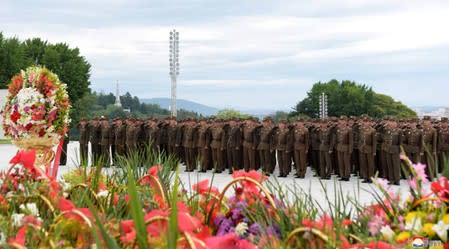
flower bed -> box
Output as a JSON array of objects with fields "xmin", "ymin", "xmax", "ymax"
[{"xmin": 0, "ymin": 152, "xmax": 448, "ymax": 249}]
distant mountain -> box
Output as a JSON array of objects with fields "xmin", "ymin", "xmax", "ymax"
[
  {"xmin": 141, "ymin": 98, "xmax": 219, "ymax": 116},
  {"xmin": 412, "ymin": 106, "xmax": 446, "ymax": 112}
]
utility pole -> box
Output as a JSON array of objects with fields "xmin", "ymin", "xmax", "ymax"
[{"xmin": 169, "ymin": 29, "xmax": 180, "ymax": 117}]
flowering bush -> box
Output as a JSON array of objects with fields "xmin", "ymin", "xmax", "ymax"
[
  {"xmin": 1, "ymin": 151, "xmax": 449, "ymax": 249},
  {"xmin": 2, "ymin": 65, "xmax": 70, "ymax": 140}
]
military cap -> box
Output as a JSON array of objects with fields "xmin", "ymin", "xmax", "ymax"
[
  {"xmin": 279, "ymin": 119, "xmax": 289, "ymax": 124},
  {"xmin": 423, "ymin": 115, "xmax": 431, "ymax": 120},
  {"xmin": 339, "ymin": 115, "xmax": 348, "ymax": 120},
  {"xmin": 296, "ymin": 118, "xmax": 305, "ymax": 122},
  {"xmin": 80, "ymin": 117, "xmax": 87, "ymax": 121},
  {"xmin": 441, "ymin": 117, "xmax": 448, "ymax": 122}
]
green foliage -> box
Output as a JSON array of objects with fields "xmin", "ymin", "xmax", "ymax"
[
  {"xmin": 291, "ymin": 79, "xmax": 417, "ymax": 118},
  {"xmin": 0, "ymin": 33, "xmax": 91, "ymax": 106},
  {"xmin": 216, "ymin": 108, "xmax": 250, "ymax": 119}
]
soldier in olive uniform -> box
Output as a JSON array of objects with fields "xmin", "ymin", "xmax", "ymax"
[
  {"xmin": 210, "ymin": 120, "xmax": 226, "ymax": 173},
  {"xmin": 438, "ymin": 117, "xmax": 449, "ymax": 171},
  {"xmin": 310, "ymin": 120, "xmax": 321, "ymax": 176},
  {"xmin": 383, "ymin": 118, "xmax": 402, "ymax": 185},
  {"xmin": 274, "ymin": 120, "xmax": 291, "ymax": 177},
  {"xmin": 291, "ymin": 118, "xmax": 309, "ymax": 178},
  {"xmin": 242, "ymin": 118, "xmax": 257, "ymax": 171},
  {"xmin": 78, "ymin": 118, "xmax": 89, "ymax": 166},
  {"xmin": 125, "ymin": 117, "xmax": 137, "ymax": 157},
  {"xmin": 114, "ymin": 118, "xmax": 126, "ymax": 163},
  {"xmin": 359, "ymin": 117, "xmax": 377, "ymax": 183},
  {"xmin": 335, "ymin": 116, "xmax": 353, "ymax": 181},
  {"xmin": 257, "ymin": 117, "xmax": 275, "ymax": 175},
  {"xmin": 403, "ymin": 119, "xmax": 423, "ymax": 164},
  {"xmin": 168, "ymin": 117, "xmax": 179, "ymax": 159},
  {"xmin": 99, "ymin": 117, "xmax": 111, "ymax": 166},
  {"xmin": 135, "ymin": 119, "xmax": 146, "ymax": 156},
  {"xmin": 226, "ymin": 118, "xmax": 242, "ymax": 173},
  {"xmin": 197, "ymin": 119, "xmax": 211, "ymax": 172},
  {"xmin": 422, "ymin": 116, "xmax": 438, "ymax": 179},
  {"xmin": 90, "ymin": 118, "xmax": 101, "ymax": 164},
  {"xmin": 110, "ymin": 119, "xmax": 117, "ymax": 164},
  {"xmin": 145, "ymin": 118, "xmax": 160, "ymax": 155},
  {"xmin": 318, "ymin": 119, "xmax": 334, "ymax": 179},
  {"xmin": 183, "ymin": 119, "xmax": 198, "ymax": 172}
]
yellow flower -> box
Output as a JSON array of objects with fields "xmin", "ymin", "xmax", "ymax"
[
  {"xmin": 405, "ymin": 212, "xmax": 426, "ymax": 223},
  {"xmin": 443, "ymin": 214, "xmax": 449, "ymax": 224},
  {"xmin": 396, "ymin": 231, "xmax": 411, "ymax": 243},
  {"xmin": 423, "ymin": 223, "xmax": 436, "ymax": 237}
]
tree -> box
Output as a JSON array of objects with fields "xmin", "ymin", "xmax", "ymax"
[
  {"xmin": 216, "ymin": 109, "xmax": 249, "ymax": 119},
  {"xmin": 0, "ymin": 34, "xmax": 26, "ymax": 88},
  {"xmin": 291, "ymin": 79, "xmax": 416, "ymax": 118}
]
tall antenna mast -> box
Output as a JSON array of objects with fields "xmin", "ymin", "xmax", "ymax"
[{"xmin": 169, "ymin": 29, "xmax": 180, "ymax": 117}]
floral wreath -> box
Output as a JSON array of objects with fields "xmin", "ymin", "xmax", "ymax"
[{"xmin": 2, "ymin": 65, "xmax": 70, "ymax": 141}]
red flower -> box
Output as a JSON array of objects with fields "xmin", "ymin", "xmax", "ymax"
[
  {"xmin": 431, "ymin": 177, "xmax": 449, "ymax": 201},
  {"xmin": 205, "ymin": 233, "xmax": 256, "ymax": 249},
  {"xmin": 351, "ymin": 241, "xmax": 399, "ymax": 249},
  {"xmin": 148, "ymin": 165, "xmax": 162, "ymax": 176},
  {"xmin": 8, "ymin": 226, "xmax": 27, "ymax": 247},
  {"xmin": 10, "ymin": 150, "xmax": 37, "ymax": 173},
  {"xmin": 58, "ymin": 198, "xmax": 93, "ymax": 225},
  {"xmin": 232, "ymin": 170, "xmax": 267, "ymax": 193},
  {"xmin": 25, "ymin": 123, "xmax": 33, "ymax": 131},
  {"xmin": 10, "ymin": 111, "xmax": 21, "ymax": 123},
  {"xmin": 8, "ymin": 75, "xmax": 23, "ymax": 95},
  {"xmin": 120, "ymin": 220, "xmax": 136, "ymax": 244},
  {"xmin": 193, "ymin": 179, "xmax": 220, "ymax": 196}
]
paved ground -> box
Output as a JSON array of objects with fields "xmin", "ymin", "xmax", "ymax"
[{"xmin": 0, "ymin": 142, "xmax": 416, "ymax": 208}]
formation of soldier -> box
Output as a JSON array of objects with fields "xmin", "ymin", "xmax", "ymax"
[{"xmin": 77, "ymin": 115, "xmax": 449, "ymax": 185}]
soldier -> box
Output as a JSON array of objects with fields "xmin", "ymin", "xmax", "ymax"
[
  {"xmin": 335, "ymin": 116, "xmax": 353, "ymax": 181},
  {"xmin": 90, "ymin": 117, "xmax": 101, "ymax": 164},
  {"xmin": 242, "ymin": 117, "xmax": 257, "ymax": 171},
  {"xmin": 158, "ymin": 118, "xmax": 170, "ymax": 155},
  {"xmin": 318, "ymin": 119, "xmax": 334, "ymax": 179},
  {"xmin": 422, "ymin": 116, "xmax": 438, "ymax": 180},
  {"xmin": 403, "ymin": 119, "xmax": 423, "ymax": 164},
  {"xmin": 135, "ymin": 119, "xmax": 146, "ymax": 156},
  {"xmin": 125, "ymin": 117, "xmax": 137, "ymax": 157},
  {"xmin": 210, "ymin": 119, "xmax": 226, "ymax": 173},
  {"xmin": 110, "ymin": 118, "xmax": 117, "ymax": 164},
  {"xmin": 183, "ymin": 119, "xmax": 198, "ymax": 172},
  {"xmin": 351, "ymin": 117, "xmax": 361, "ymax": 176},
  {"xmin": 310, "ymin": 120, "xmax": 321, "ymax": 176},
  {"xmin": 168, "ymin": 117, "xmax": 179, "ymax": 159},
  {"xmin": 145, "ymin": 118, "xmax": 160, "ymax": 155},
  {"xmin": 383, "ymin": 118, "xmax": 402, "ymax": 185},
  {"xmin": 291, "ymin": 118, "xmax": 309, "ymax": 178},
  {"xmin": 376, "ymin": 119, "xmax": 387, "ymax": 178},
  {"xmin": 226, "ymin": 118, "xmax": 242, "ymax": 174},
  {"xmin": 359, "ymin": 117, "xmax": 377, "ymax": 183},
  {"xmin": 274, "ymin": 120, "xmax": 291, "ymax": 177},
  {"xmin": 99, "ymin": 117, "xmax": 111, "ymax": 166},
  {"xmin": 114, "ymin": 118, "xmax": 126, "ymax": 163},
  {"xmin": 78, "ymin": 118, "xmax": 89, "ymax": 166},
  {"xmin": 59, "ymin": 134, "xmax": 70, "ymax": 166},
  {"xmin": 438, "ymin": 117, "xmax": 449, "ymax": 172},
  {"xmin": 257, "ymin": 117, "xmax": 275, "ymax": 175},
  {"xmin": 197, "ymin": 119, "xmax": 211, "ymax": 172}
]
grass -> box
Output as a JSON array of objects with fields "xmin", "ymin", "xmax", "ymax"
[{"xmin": 0, "ymin": 139, "xmax": 11, "ymax": 144}]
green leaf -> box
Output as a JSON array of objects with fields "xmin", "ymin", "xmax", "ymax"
[
  {"xmin": 88, "ymin": 199, "xmax": 121, "ymax": 249},
  {"xmin": 127, "ymin": 164, "xmax": 150, "ymax": 249},
  {"xmin": 168, "ymin": 167, "xmax": 180, "ymax": 249}
]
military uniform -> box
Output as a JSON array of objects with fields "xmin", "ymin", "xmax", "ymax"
[
  {"xmin": 291, "ymin": 121, "xmax": 309, "ymax": 178},
  {"xmin": 310, "ymin": 124, "xmax": 321, "ymax": 175},
  {"xmin": 226, "ymin": 123, "xmax": 242, "ymax": 173},
  {"xmin": 274, "ymin": 121, "xmax": 291, "ymax": 177},
  {"xmin": 359, "ymin": 125, "xmax": 377, "ymax": 182},
  {"xmin": 438, "ymin": 118, "xmax": 449, "ymax": 172},
  {"xmin": 422, "ymin": 121, "xmax": 437, "ymax": 179},
  {"xmin": 90, "ymin": 120, "xmax": 101, "ymax": 164},
  {"xmin": 197, "ymin": 123, "xmax": 211, "ymax": 172},
  {"xmin": 168, "ymin": 122, "xmax": 179, "ymax": 158},
  {"xmin": 382, "ymin": 125, "xmax": 402, "ymax": 185},
  {"xmin": 125, "ymin": 120, "xmax": 137, "ymax": 157},
  {"xmin": 403, "ymin": 126, "xmax": 423, "ymax": 164},
  {"xmin": 242, "ymin": 122, "xmax": 257, "ymax": 171},
  {"xmin": 99, "ymin": 119, "xmax": 111, "ymax": 166},
  {"xmin": 78, "ymin": 120, "xmax": 89, "ymax": 165},
  {"xmin": 336, "ymin": 122, "xmax": 353, "ymax": 180},
  {"xmin": 183, "ymin": 123, "xmax": 198, "ymax": 172},
  {"xmin": 60, "ymin": 135, "xmax": 70, "ymax": 165},
  {"xmin": 114, "ymin": 120, "xmax": 126, "ymax": 162},
  {"xmin": 318, "ymin": 124, "xmax": 334, "ymax": 179},
  {"xmin": 257, "ymin": 124, "xmax": 275, "ymax": 175},
  {"xmin": 210, "ymin": 124, "xmax": 225, "ymax": 172}
]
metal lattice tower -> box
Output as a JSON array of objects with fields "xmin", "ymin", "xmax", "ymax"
[
  {"xmin": 319, "ymin": 92, "xmax": 328, "ymax": 119},
  {"xmin": 169, "ymin": 29, "xmax": 180, "ymax": 117}
]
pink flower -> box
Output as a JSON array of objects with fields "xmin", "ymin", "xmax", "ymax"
[
  {"xmin": 368, "ymin": 215, "xmax": 384, "ymax": 236},
  {"xmin": 412, "ymin": 163, "xmax": 428, "ymax": 184},
  {"xmin": 205, "ymin": 233, "xmax": 256, "ymax": 249},
  {"xmin": 408, "ymin": 178, "xmax": 417, "ymax": 190}
]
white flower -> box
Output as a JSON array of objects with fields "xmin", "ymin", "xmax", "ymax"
[
  {"xmin": 11, "ymin": 213, "xmax": 25, "ymax": 227},
  {"xmin": 380, "ymin": 225, "xmax": 395, "ymax": 241},
  {"xmin": 18, "ymin": 184, "xmax": 24, "ymax": 192},
  {"xmin": 60, "ymin": 180, "xmax": 71, "ymax": 191},
  {"xmin": 20, "ymin": 203, "xmax": 40, "ymax": 217},
  {"xmin": 433, "ymin": 220, "xmax": 449, "ymax": 242},
  {"xmin": 0, "ymin": 232, "xmax": 5, "ymax": 245},
  {"xmin": 405, "ymin": 217, "xmax": 422, "ymax": 233},
  {"xmin": 235, "ymin": 222, "xmax": 248, "ymax": 237},
  {"xmin": 97, "ymin": 190, "xmax": 109, "ymax": 198}
]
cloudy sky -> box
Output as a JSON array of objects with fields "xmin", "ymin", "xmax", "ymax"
[{"xmin": 1, "ymin": 0, "xmax": 449, "ymax": 111}]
